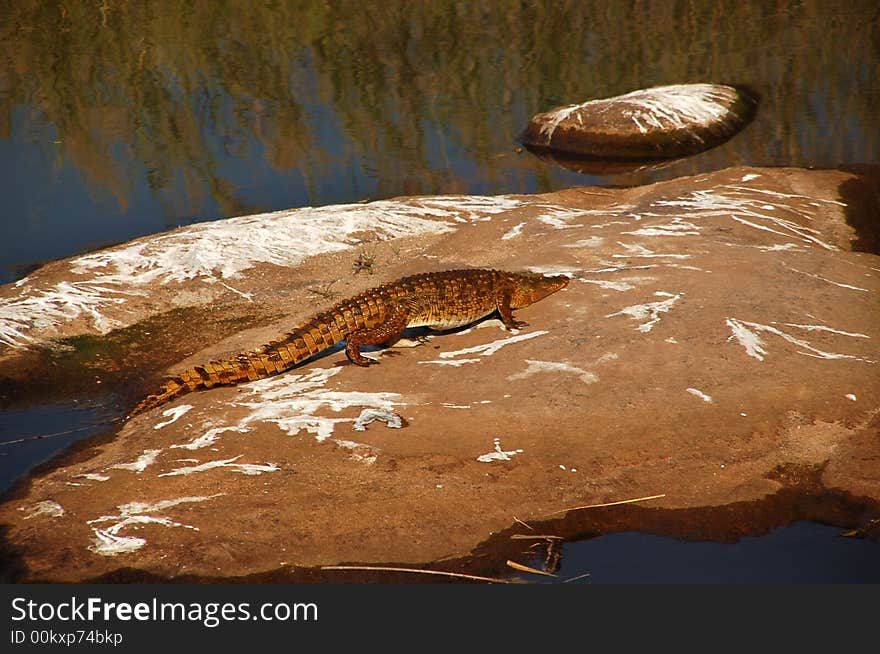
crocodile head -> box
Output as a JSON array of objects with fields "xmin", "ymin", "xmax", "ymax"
[{"xmin": 509, "ymin": 271, "xmax": 570, "ymax": 308}]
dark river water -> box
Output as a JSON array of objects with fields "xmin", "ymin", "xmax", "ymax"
[{"xmin": 1, "ymin": 0, "xmax": 878, "ymax": 582}]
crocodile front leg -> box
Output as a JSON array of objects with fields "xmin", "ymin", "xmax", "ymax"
[
  {"xmin": 496, "ymin": 288, "xmax": 527, "ymax": 331},
  {"xmin": 345, "ymin": 302, "xmax": 411, "ymax": 366}
]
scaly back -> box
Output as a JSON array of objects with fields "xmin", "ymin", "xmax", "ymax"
[{"xmin": 128, "ymin": 268, "xmax": 567, "ymax": 417}]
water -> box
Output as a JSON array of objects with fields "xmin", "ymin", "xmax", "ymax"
[
  {"xmin": 1, "ymin": 0, "xmax": 878, "ymax": 580},
  {"xmin": 541, "ymin": 521, "xmax": 880, "ymax": 583},
  {"xmin": 0, "ymin": 402, "xmax": 115, "ymax": 491},
  {"xmin": 1, "ymin": 1, "xmax": 877, "ymax": 284}
]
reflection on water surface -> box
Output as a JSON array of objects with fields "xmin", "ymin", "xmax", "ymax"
[{"xmin": 1, "ymin": 0, "xmax": 877, "ymax": 282}]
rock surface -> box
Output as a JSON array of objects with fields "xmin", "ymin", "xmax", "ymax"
[
  {"xmin": 1, "ymin": 166, "xmax": 878, "ymax": 582},
  {"xmin": 520, "ymin": 83, "xmax": 756, "ymax": 159}
]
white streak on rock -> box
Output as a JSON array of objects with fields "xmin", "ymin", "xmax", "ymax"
[
  {"xmin": 724, "ymin": 185, "xmax": 846, "ymax": 207},
  {"xmin": 153, "ymin": 405, "xmax": 193, "ymax": 430},
  {"xmin": 410, "ymin": 195, "xmax": 527, "ymax": 220},
  {"xmin": 87, "ymin": 495, "xmax": 222, "ymax": 556},
  {"xmin": 20, "ymin": 500, "xmax": 65, "ymax": 519},
  {"xmin": 725, "ymin": 318, "xmax": 768, "ymax": 361},
  {"xmin": 630, "ymin": 114, "xmax": 647, "ymax": 133},
  {"xmin": 68, "ymin": 198, "xmax": 518, "ymax": 285},
  {"xmin": 110, "ymin": 449, "xmax": 162, "ymax": 474},
  {"xmin": 594, "ymin": 352, "xmax": 619, "ymax": 365},
  {"xmin": 535, "ymin": 214, "xmax": 581, "ymax": 229},
  {"xmin": 538, "ymin": 104, "xmax": 580, "ymax": 141},
  {"xmin": 438, "ymin": 330, "xmax": 547, "ymax": 359},
  {"xmin": 665, "ymin": 264, "xmax": 708, "ymax": 272},
  {"xmin": 537, "ymin": 85, "xmax": 741, "ymax": 142},
  {"xmin": 533, "ymin": 205, "xmax": 607, "ymax": 229},
  {"xmin": 655, "ymin": 188, "xmax": 836, "ymax": 250},
  {"xmin": 508, "ymin": 359, "xmax": 598, "ymax": 385},
  {"xmin": 89, "ymin": 529, "xmax": 147, "ymax": 556},
  {"xmin": 453, "ymin": 318, "xmax": 506, "ymax": 335},
  {"xmin": 562, "ymin": 236, "xmax": 605, "ymax": 248},
  {"xmin": 0, "ymin": 281, "xmax": 134, "ymax": 346},
  {"xmin": 525, "ymin": 264, "xmax": 579, "ymax": 277},
  {"xmin": 613, "ymin": 242, "xmax": 692, "ymax": 259},
  {"xmin": 216, "ymin": 281, "xmax": 253, "ymax": 301},
  {"xmin": 752, "ymin": 243, "xmax": 802, "ymax": 251},
  {"xmin": 607, "ymin": 292, "xmax": 683, "ymax": 332},
  {"xmin": 352, "ymin": 408, "xmax": 403, "ymax": 431},
  {"xmin": 772, "ymin": 323, "xmax": 870, "ymax": 338},
  {"xmin": 171, "ymin": 426, "xmax": 250, "ymax": 450},
  {"xmin": 501, "ymin": 222, "xmax": 526, "ymax": 240},
  {"xmin": 686, "ymin": 388, "xmax": 714, "ymax": 403},
  {"xmin": 233, "ymin": 367, "xmax": 401, "ymax": 442},
  {"xmin": 615, "ymin": 84, "xmax": 738, "ymax": 131},
  {"xmin": 846, "ymin": 394, "xmax": 857, "ymax": 401},
  {"xmin": 784, "ymin": 266, "xmax": 870, "ymax": 292},
  {"xmin": 726, "ymin": 318, "xmax": 874, "ymax": 363},
  {"xmin": 418, "ymin": 358, "xmax": 483, "ymax": 367},
  {"xmin": 622, "ymin": 222, "xmax": 700, "ymax": 237},
  {"xmin": 730, "ymin": 216, "xmax": 799, "ymax": 241},
  {"xmin": 477, "ymin": 437, "xmax": 524, "ymax": 463},
  {"xmin": 158, "ymin": 456, "xmax": 279, "ymax": 477},
  {"xmin": 581, "ymin": 279, "xmax": 636, "ymax": 292},
  {"xmin": 586, "ymin": 264, "xmax": 654, "ymax": 274},
  {"xmin": 591, "ymin": 220, "xmax": 634, "ymax": 229},
  {"xmin": 0, "ymin": 195, "xmax": 530, "ymax": 348},
  {"xmin": 741, "ymin": 174, "xmax": 761, "ymax": 182},
  {"xmin": 76, "ymin": 473, "xmax": 110, "ymax": 482},
  {"xmin": 332, "ymin": 439, "xmax": 378, "ymax": 465}
]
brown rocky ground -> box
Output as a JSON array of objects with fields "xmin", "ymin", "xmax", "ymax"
[{"xmin": 1, "ymin": 166, "xmax": 878, "ymax": 582}]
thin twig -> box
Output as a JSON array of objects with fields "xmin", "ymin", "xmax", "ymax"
[
  {"xmin": 512, "ymin": 516, "xmax": 534, "ymax": 531},
  {"xmin": 510, "ymin": 534, "xmax": 563, "ymax": 541},
  {"xmin": 506, "ymin": 560, "xmax": 557, "ymax": 577},
  {"xmin": 549, "ymin": 493, "xmax": 666, "ymax": 515},
  {"xmin": 562, "ymin": 572, "xmax": 592, "ymax": 584},
  {"xmin": 321, "ymin": 565, "xmax": 510, "ymax": 583}
]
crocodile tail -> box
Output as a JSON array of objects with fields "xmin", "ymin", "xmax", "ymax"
[
  {"xmin": 127, "ymin": 319, "xmax": 350, "ymax": 419},
  {"xmin": 127, "ymin": 376, "xmax": 192, "ymax": 418}
]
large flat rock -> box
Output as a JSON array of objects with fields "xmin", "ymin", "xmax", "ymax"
[{"xmin": 1, "ymin": 166, "xmax": 878, "ymax": 581}]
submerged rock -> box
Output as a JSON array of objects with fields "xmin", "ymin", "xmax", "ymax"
[
  {"xmin": 520, "ymin": 83, "xmax": 757, "ymax": 159},
  {"xmin": 0, "ymin": 166, "xmax": 878, "ymax": 581}
]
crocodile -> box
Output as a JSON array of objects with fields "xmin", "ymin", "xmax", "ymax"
[{"xmin": 128, "ymin": 268, "xmax": 569, "ymax": 418}]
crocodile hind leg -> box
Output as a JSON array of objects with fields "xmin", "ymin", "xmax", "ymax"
[{"xmin": 345, "ymin": 303, "xmax": 410, "ymax": 366}]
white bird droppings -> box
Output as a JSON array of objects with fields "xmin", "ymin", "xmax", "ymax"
[
  {"xmin": 87, "ymin": 495, "xmax": 222, "ymax": 556},
  {"xmin": 508, "ymin": 359, "xmax": 598, "ymax": 385},
  {"xmin": 20, "ymin": 500, "xmax": 65, "ymax": 519},
  {"xmin": 110, "ymin": 449, "xmax": 162, "ymax": 474},
  {"xmin": 607, "ymin": 292, "xmax": 683, "ymax": 332},
  {"xmin": 158, "ymin": 456, "xmax": 279, "ymax": 477},
  {"xmin": 153, "ymin": 405, "xmax": 193, "ymax": 430},
  {"xmin": 477, "ymin": 438, "xmax": 524, "ymax": 463},
  {"xmin": 686, "ymin": 388, "xmax": 714, "ymax": 403},
  {"xmin": 352, "ymin": 408, "xmax": 404, "ymax": 431}
]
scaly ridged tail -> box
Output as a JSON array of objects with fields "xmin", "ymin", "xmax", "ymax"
[{"xmin": 127, "ymin": 315, "xmax": 352, "ymax": 418}]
